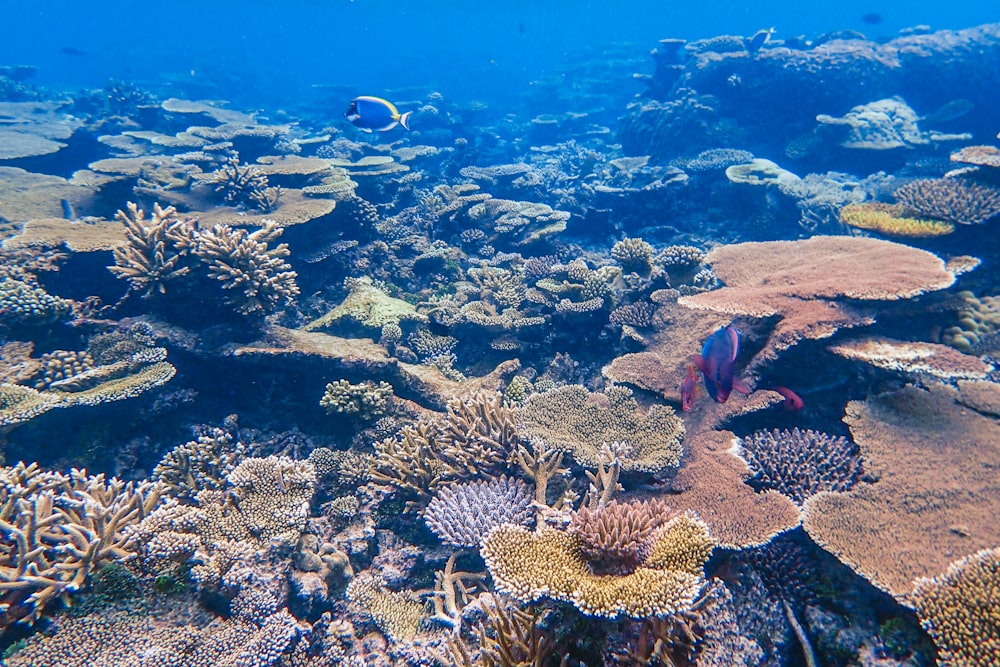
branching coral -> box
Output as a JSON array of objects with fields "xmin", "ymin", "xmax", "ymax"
[
  {"xmin": 194, "ymin": 220, "xmax": 300, "ymax": 316},
  {"xmin": 423, "ymin": 476, "xmax": 534, "ymax": 547},
  {"xmin": 738, "ymin": 428, "xmax": 863, "ymax": 505},
  {"xmin": 153, "ymin": 427, "xmax": 246, "ymax": 502},
  {"xmin": 319, "ymin": 379, "xmax": 393, "ymax": 420},
  {"xmin": 611, "ymin": 237, "xmax": 654, "ymax": 275},
  {"xmin": 208, "ymin": 156, "xmax": 282, "ymax": 212},
  {"xmin": 0, "ymin": 277, "xmax": 73, "ymax": 329},
  {"xmin": 893, "ymin": 177, "xmax": 1000, "ymax": 225},
  {"xmin": 345, "ymin": 574, "xmax": 425, "ymax": 643},
  {"xmin": 0, "ymin": 462, "xmax": 164, "ymax": 627},
  {"xmin": 109, "ymin": 201, "xmax": 196, "ymax": 297},
  {"xmin": 569, "ymin": 497, "xmax": 676, "ymax": 575}
]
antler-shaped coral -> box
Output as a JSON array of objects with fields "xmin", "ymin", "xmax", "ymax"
[{"xmin": 109, "ymin": 202, "xmax": 196, "ymax": 297}]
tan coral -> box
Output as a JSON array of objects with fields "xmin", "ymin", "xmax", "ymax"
[
  {"xmin": 0, "ymin": 462, "xmax": 163, "ymax": 627},
  {"xmin": 829, "ymin": 336, "xmax": 991, "ymax": 380},
  {"xmin": 481, "ymin": 514, "xmax": 711, "ymax": 618},
  {"xmin": 679, "ymin": 236, "xmax": 956, "ymax": 374},
  {"xmin": 803, "ymin": 383, "xmax": 1000, "ymax": 600},
  {"xmin": 109, "ymin": 201, "xmax": 196, "ymax": 297},
  {"xmin": 194, "ymin": 220, "xmax": 300, "ymax": 316},
  {"xmin": 910, "ymin": 548, "xmax": 1000, "ymax": 665},
  {"xmin": 515, "ymin": 384, "xmax": 684, "ymax": 473}
]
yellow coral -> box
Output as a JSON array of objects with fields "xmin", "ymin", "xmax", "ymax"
[
  {"xmin": 346, "ymin": 575, "xmax": 425, "ymax": 643},
  {"xmin": 481, "ymin": 521, "xmax": 710, "ymax": 619},
  {"xmin": 839, "ymin": 202, "xmax": 954, "ymax": 238},
  {"xmin": 911, "ymin": 548, "xmax": 1000, "ymax": 666}
]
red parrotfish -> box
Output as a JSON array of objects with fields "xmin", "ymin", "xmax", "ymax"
[
  {"xmin": 693, "ymin": 324, "xmax": 751, "ymax": 403},
  {"xmin": 680, "ymin": 363, "xmax": 699, "ymax": 411},
  {"xmin": 769, "ymin": 385, "xmax": 804, "ymax": 411}
]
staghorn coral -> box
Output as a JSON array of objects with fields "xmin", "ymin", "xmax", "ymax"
[
  {"xmin": 109, "ymin": 201, "xmax": 197, "ymax": 297},
  {"xmin": 893, "ymin": 177, "xmax": 1000, "ymax": 225},
  {"xmin": 569, "ymin": 497, "xmax": 676, "ymax": 575},
  {"xmin": 423, "ymin": 476, "xmax": 534, "ymax": 548},
  {"xmin": 194, "ymin": 220, "xmax": 300, "ymax": 316},
  {"xmin": 656, "ymin": 244, "xmax": 705, "ymax": 269},
  {"xmin": 839, "ymin": 201, "xmax": 955, "ymax": 237},
  {"xmin": 738, "ymin": 428, "xmax": 863, "ymax": 505},
  {"xmin": 319, "ymin": 379, "xmax": 393, "ymax": 420},
  {"xmin": 481, "ymin": 512, "xmax": 712, "ymax": 618},
  {"xmin": 803, "ymin": 383, "xmax": 1000, "ymax": 599},
  {"xmin": 515, "ymin": 384, "xmax": 684, "ymax": 474},
  {"xmin": 911, "ymin": 548, "xmax": 1000, "ymax": 666},
  {"xmin": 678, "ymin": 236, "xmax": 956, "ymax": 374},
  {"xmin": 0, "ymin": 462, "xmax": 164, "ymax": 627},
  {"xmin": 207, "ymin": 156, "xmax": 282, "ymax": 212}
]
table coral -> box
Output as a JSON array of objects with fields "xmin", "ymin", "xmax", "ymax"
[
  {"xmin": 678, "ymin": 236, "xmax": 956, "ymax": 373},
  {"xmin": 828, "ymin": 336, "xmax": 992, "ymax": 380},
  {"xmin": 839, "ymin": 201, "xmax": 955, "ymax": 238},
  {"xmin": 481, "ymin": 512, "xmax": 711, "ymax": 618},
  {"xmin": 893, "ymin": 177, "xmax": 1000, "ymax": 225},
  {"xmin": 803, "ymin": 383, "xmax": 1000, "ymax": 600},
  {"xmin": 515, "ymin": 384, "xmax": 684, "ymax": 473}
]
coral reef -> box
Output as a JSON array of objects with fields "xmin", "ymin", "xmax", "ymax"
[
  {"xmin": 839, "ymin": 202, "xmax": 955, "ymax": 238},
  {"xmin": 893, "ymin": 177, "xmax": 1000, "ymax": 225},
  {"xmin": 109, "ymin": 201, "xmax": 196, "ymax": 297},
  {"xmin": 911, "ymin": 548, "xmax": 1000, "ymax": 665},
  {"xmin": 319, "ymin": 379, "xmax": 393, "ymax": 420}
]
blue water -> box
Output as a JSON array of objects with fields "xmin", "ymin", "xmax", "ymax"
[{"xmin": 3, "ymin": 0, "xmax": 996, "ymax": 110}]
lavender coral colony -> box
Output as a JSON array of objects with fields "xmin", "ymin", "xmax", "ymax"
[{"xmin": 3, "ymin": 16, "xmax": 1000, "ymax": 667}]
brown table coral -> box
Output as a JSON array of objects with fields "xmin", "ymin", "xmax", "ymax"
[
  {"xmin": 678, "ymin": 236, "xmax": 956, "ymax": 376},
  {"xmin": 803, "ymin": 382, "xmax": 1000, "ymax": 601}
]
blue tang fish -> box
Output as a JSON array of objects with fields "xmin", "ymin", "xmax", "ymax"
[
  {"xmin": 345, "ymin": 96, "xmax": 412, "ymax": 133},
  {"xmin": 693, "ymin": 324, "xmax": 751, "ymax": 403}
]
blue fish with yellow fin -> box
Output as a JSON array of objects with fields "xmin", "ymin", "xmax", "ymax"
[{"xmin": 345, "ymin": 96, "xmax": 412, "ymax": 133}]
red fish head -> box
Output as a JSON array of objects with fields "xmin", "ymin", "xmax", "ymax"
[{"xmin": 769, "ymin": 386, "xmax": 804, "ymax": 411}]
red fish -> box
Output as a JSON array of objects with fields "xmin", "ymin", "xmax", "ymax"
[
  {"xmin": 693, "ymin": 324, "xmax": 751, "ymax": 403},
  {"xmin": 680, "ymin": 363, "xmax": 699, "ymax": 411},
  {"xmin": 769, "ymin": 385, "xmax": 804, "ymax": 411}
]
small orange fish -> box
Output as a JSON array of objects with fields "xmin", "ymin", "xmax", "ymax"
[{"xmin": 681, "ymin": 363, "xmax": 700, "ymax": 411}]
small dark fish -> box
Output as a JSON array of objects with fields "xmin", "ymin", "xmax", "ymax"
[
  {"xmin": 921, "ymin": 99, "xmax": 974, "ymax": 126},
  {"xmin": 60, "ymin": 199, "xmax": 76, "ymax": 221},
  {"xmin": 693, "ymin": 324, "xmax": 751, "ymax": 403},
  {"xmin": 345, "ymin": 96, "xmax": 412, "ymax": 133},
  {"xmin": 860, "ymin": 12, "xmax": 883, "ymax": 25},
  {"xmin": 768, "ymin": 386, "xmax": 804, "ymax": 411},
  {"xmin": 746, "ymin": 27, "xmax": 774, "ymax": 53},
  {"xmin": 59, "ymin": 46, "xmax": 88, "ymax": 57}
]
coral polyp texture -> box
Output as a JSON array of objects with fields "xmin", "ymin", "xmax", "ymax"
[
  {"xmin": 911, "ymin": 548, "xmax": 1000, "ymax": 666},
  {"xmin": 481, "ymin": 512, "xmax": 712, "ymax": 618},
  {"xmin": 839, "ymin": 201, "xmax": 954, "ymax": 237},
  {"xmin": 893, "ymin": 177, "xmax": 1000, "ymax": 225}
]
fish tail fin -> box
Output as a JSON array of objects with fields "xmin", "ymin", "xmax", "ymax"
[{"xmin": 397, "ymin": 111, "xmax": 412, "ymax": 131}]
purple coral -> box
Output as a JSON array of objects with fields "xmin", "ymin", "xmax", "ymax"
[
  {"xmin": 738, "ymin": 427, "xmax": 863, "ymax": 504},
  {"xmin": 422, "ymin": 476, "xmax": 533, "ymax": 547}
]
